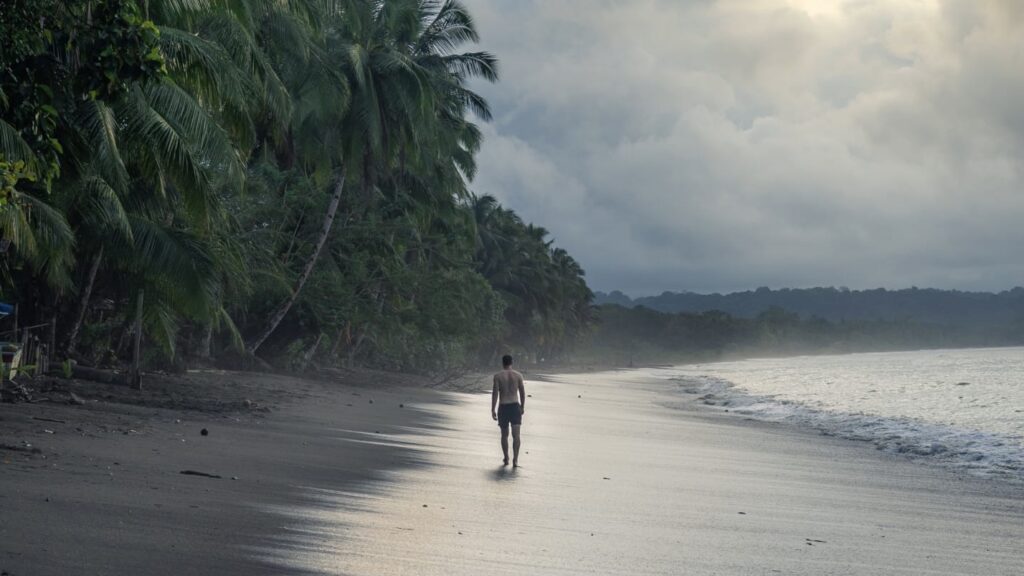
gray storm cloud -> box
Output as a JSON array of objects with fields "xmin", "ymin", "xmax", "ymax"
[{"xmin": 467, "ymin": 0, "xmax": 1024, "ymax": 295}]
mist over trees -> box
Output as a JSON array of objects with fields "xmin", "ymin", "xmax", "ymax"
[
  {"xmin": 583, "ymin": 287, "xmax": 1024, "ymax": 366},
  {"xmin": 581, "ymin": 304, "xmax": 1024, "ymax": 368}
]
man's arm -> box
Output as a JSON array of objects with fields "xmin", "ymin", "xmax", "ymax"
[
  {"xmin": 518, "ymin": 376, "xmax": 526, "ymax": 414},
  {"xmin": 491, "ymin": 376, "xmax": 499, "ymax": 420}
]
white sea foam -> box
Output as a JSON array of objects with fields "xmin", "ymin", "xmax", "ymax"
[{"xmin": 664, "ymin": 347, "xmax": 1024, "ymax": 483}]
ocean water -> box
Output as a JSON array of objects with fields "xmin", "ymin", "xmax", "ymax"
[{"xmin": 664, "ymin": 347, "xmax": 1024, "ymax": 482}]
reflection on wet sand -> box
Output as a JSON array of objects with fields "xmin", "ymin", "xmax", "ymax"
[
  {"xmin": 270, "ymin": 372, "xmax": 1024, "ymax": 575},
  {"xmin": 489, "ymin": 465, "xmax": 520, "ymax": 482}
]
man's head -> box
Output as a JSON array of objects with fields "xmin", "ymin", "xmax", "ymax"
[{"xmin": 502, "ymin": 354, "xmax": 513, "ymax": 368}]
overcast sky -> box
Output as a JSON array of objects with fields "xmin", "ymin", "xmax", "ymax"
[{"xmin": 467, "ymin": 0, "xmax": 1024, "ymax": 296}]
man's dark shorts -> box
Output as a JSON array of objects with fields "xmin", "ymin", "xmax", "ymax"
[{"xmin": 497, "ymin": 403, "xmax": 522, "ymax": 427}]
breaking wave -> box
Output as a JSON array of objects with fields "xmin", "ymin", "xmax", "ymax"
[{"xmin": 670, "ymin": 372, "xmax": 1024, "ymax": 483}]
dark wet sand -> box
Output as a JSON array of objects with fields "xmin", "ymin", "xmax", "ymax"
[
  {"xmin": 3, "ymin": 369, "xmax": 1023, "ymax": 575},
  {"xmin": 0, "ymin": 373, "xmax": 443, "ymax": 575}
]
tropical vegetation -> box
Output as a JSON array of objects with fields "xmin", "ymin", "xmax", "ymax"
[{"xmin": 0, "ymin": 0, "xmax": 594, "ymax": 378}]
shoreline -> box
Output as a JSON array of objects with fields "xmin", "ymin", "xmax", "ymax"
[
  {"xmin": 3, "ymin": 368, "xmax": 1022, "ymax": 574},
  {"xmin": 644, "ymin": 349, "xmax": 1024, "ymax": 486}
]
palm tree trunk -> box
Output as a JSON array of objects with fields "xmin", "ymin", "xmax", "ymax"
[
  {"xmin": 281, "ymin": 210, "xmax": 306, "ymax": 266},
  {"xmin": 329, "ymin": 321, "xmax": 348, "ymax": 358},
  {"xmin": 247, "ymin": 171, "xmax": 346, "ymax": 355},
  {"xmin": 127, "ymin": 289, "xmax": 144, "ymax": 390},
  {"xmin": 198, "ymin": 324, "xmax": 213, "ymax": 359},
  {"xmin": 65, "ymin": 247, "xmax": 104, "ymax": 356}
]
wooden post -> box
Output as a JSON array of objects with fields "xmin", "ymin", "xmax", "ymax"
[
  {"xmin": 33, "ymin": 336, "xmax": 41, "ymax": 377},
  {"xmin": 13, "ymin": 330, "xmax": 28, "ymax": 380},
  {"xmin": 127, "ymin": 290, "xmax": 144, "ymax": 390},
  {"xmin": 48, "ymin": 313, "xmax": 56, "ymax": 365}
]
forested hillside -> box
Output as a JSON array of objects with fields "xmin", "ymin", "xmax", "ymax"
[
  {"xmin": 595, "ymin": 287, "xmax": 1024, "ymax": 327},
  {"xmin": 580, "ymin": 304, "xmax": 1024, "ymax": 368},
  {"xmin": 0, "ymin": 0, "xmax": 593, "ymax": 377}
]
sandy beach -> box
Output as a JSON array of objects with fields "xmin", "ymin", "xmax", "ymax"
[{"xmin": 2, "ymin": 369, "xmax": 1022, "ymax": 575}]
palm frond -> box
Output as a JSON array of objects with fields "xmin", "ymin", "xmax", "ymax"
[
  {"xmin": 125, "ymin": 83, "xmax": 244, "ymax": 221},
  {"xmin": 217, "ymin": 306, "xmax": 245, "ymax": 351},
  {"xmin": 442, "ymin": 52, "xmax": 498, "ymax": 83},
  {"xmin": 158, "ymin": 26, "xmax": 257, "ymax": 111},
  {"xmin": 127, "ymin": 215, "xmax": 217, "ymax": 301},
  {"xmin": 142, "ymin": 294, "xmax": 181, "ymax": 357},
  {"xmin": 199, "ymin": 11, "xmax": 293, "ymax": 122},
  {"xmin": 74, "ymin": 175, "xmax": 134, "ymax": 242},
  {"xmin": 0, "ymin": 119, "xmax": 37, "ymax": 167},
  {"xmin": 0, "ymin": 203, "xmax": 38, "ymax": 258},
  {"xmin": 73, "ymin": 100, "xmax": 130, "ymax": 195},
  {"xmin": 149, "ymin": 0, "xmax": 215, "ymax": 27},
  {"xmin": 11, "ymin": 192, "xmax": 76, "ymax": 290},
  {"xmin": 416, "ymin": 0, "xmax": 479, "ymax": 55}
]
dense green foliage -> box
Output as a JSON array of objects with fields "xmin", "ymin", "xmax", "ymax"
[
  {"xmin": 1, "ymin": 0, "xmax": 164, "ymax": 191},
  {"xmin": 581, "ymin": 304, "xmax": 1024, "ymax": 367},
  {"xmin": 596, "ymin": 286, "xmax": 1024, "ymax": 328},
  {"xmin": 0, "ymin": 0, "xmax": 594, "ymax": 374}
]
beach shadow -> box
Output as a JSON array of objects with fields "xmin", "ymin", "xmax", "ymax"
[{"xmin": 488, "ymin": 465, "xmax": 520, "ymax": 482}]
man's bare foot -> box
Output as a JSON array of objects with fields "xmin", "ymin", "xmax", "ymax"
[
  {"xmin": 512, "ymin": 461, "xmax": 519, "ymax": 468},
  {"xmin": 503, "ymin": 457, "xmax": 509, "ymax": 466}
]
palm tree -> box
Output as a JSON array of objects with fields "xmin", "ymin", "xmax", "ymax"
[
  {"xmin": 51, "ymin": 0, "xmax": 276, "ymax": 364},
  {"xmin": 246, "ymin": 0, "xmax": 497, "ymax": 355}
]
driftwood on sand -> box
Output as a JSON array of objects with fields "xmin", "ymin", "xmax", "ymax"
[{"xmin": 68, "ymin": 364, "xmax": 126, "ymax": 385}]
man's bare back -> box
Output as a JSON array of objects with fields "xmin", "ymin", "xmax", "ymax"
[
  {"xmin": 491, "ymin": 355, "xmax": 525, "ymax": 466},
  {"xmin": 493, "ymin": 369, "xmax": 524, "ymax": 405}
]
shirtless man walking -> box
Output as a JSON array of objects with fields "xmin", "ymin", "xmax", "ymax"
[{"xmin": 491, "ymin": 355, "xmax": 525, "ymax": 467}]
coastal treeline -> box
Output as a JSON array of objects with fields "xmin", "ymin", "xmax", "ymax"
[
  {"xmin": 582, "ymin": 304, "xmax": 1024, "ymax": 366},
  {"xmin": 0, "ymin": 0, "xmax": 593, "ymax": 375},
  {"xmin": 597, "ymin": 286, "xmax": 1024, "ymax": 327}
]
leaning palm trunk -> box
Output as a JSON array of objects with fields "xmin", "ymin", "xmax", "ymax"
[
  {"xmin": 247, "ymin": 171, "xmax": 346, "ymax": 355},
  {"xmin": 65, "ymin": 247, "xmax": 104, "ymax": 356}
]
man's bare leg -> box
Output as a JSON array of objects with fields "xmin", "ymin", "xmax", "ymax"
[
  {"xmin": 511, "ymin": 425, "xmax": 522, "ymax": 467},
  {"xmin": 500, "ymin": 423, "xmax": 510, "ymax": 465}
]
